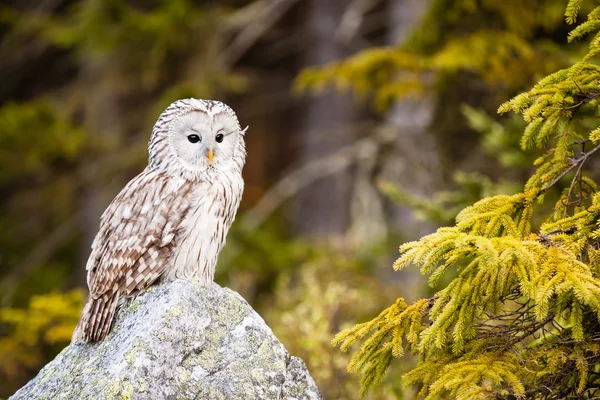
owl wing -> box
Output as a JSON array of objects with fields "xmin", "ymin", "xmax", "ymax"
[{"xmin": 87, "ymin": 168, "xmax": 194, "ymax": 298}]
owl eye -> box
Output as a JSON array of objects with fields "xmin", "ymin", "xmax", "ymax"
[
  {"xmin": 187, "ymin": 134, "xmax": 201, "ymax": 143},
  {"xmin": 215, "ymin": 134, "xmax": 224, "ymax": 143}
]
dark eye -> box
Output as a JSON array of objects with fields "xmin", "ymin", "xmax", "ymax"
[
  {"xmin": 187, "ymin": 134, "xmax": 200, "ymax": 143},
  {"xmin": 215, "ymin": 133, "xmax": 224, "ymax": 143}
]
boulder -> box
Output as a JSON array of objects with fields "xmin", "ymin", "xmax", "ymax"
[{"xmin": 10, "ymin": 280, "xmax": 321, "ymax": 400}]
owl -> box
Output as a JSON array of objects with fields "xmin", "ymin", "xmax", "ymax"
[{"xmin": 72, "ymin": 99, "xmax": 246, "ymax": 343}]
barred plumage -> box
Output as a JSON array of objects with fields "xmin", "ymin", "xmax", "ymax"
[{"xmin": 73, "ymin": 99, "xmax": 246, "ymax": 342}]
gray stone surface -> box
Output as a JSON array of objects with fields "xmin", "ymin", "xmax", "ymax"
[{"xmin": 10, "ymin": 280, "xmax": 321, "ymax": 400}]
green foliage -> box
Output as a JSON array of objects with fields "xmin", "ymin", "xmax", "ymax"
[
  {"xmin": 0, "ymin": 290, "xmax": 83, "ymax": 394},
  {"xmin": 294, "ymin": 0, "xmax": 572, "ymax": 112},
  {"xmin": 334, "ymin": 2, "xmax": 600, "ymax": 399},
  {"xmin": 498, "ymin": 61, "xmax": 600, "ymax": 199},
  {"xmin": 1, "ymin": 0, "xmax": 247, "ymax": 96},
  {"xmin": 294, "ymin": 47, "xmax": 425, "ymax": 112},
  {"xmin": 0, "ymin": 100, "xmax": 86, "ymax": 182},
  {"xmin": 334, "ymin": 298, "xmax": 428, "ymax": 396},
  {"xmin": 565, "ymin": 0, "xmax": 583, "ymax": 24}
]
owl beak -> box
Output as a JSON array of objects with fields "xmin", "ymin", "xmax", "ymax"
[{"xmin": 207, "ymin": 148, "xmax": 214, "ymax": 164}]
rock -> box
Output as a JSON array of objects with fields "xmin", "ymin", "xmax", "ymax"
[{"xmin": 10, "ymin": 280, "xmax": 322, "ymax": 400}]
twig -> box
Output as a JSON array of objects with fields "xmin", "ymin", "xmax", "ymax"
[
  {"xmin": 561, "ymin": 93, "xmax": 600, "ymax": 110},
  {"xmin": 538, "ymin": 143, "xmax": 600, "ymax": 195},
  {"xmin": 508, "ymin": 312, "xmax": 556, "ymax": 347},
  {"xmin": 566, "ymin": 149, "xmax": 587, "ymax": 206}
]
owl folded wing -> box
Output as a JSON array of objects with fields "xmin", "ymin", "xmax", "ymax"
[{"xmin": 86, "ymin": 169, "xmax": 194, "ymax": 298}]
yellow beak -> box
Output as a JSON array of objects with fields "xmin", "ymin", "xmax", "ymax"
[{"xmin": 207, "ymin": 148, "xmax": 214, "ymax": 163}]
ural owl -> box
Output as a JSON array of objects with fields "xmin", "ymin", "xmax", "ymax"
[{"xmin": 72, "ymin": 99, "xmax": 246, "ymax": 343}]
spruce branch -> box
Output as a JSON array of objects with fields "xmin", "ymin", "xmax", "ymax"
[{"xmin": 334, "ymin": 2, "xmax": 600, "ymax": 398}]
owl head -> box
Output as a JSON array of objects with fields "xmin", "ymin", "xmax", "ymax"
[{"xmin": 148, "ymin": 99, "xmax": 246, "ymax": 177}]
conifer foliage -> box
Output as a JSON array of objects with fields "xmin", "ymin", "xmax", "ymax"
[{"xmin": 334, "ymin": 2, "xmax": 600, "ymax": 398}]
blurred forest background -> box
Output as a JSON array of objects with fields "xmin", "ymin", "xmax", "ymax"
[{"xmin": 0, "ymin": 0, "xmax": 591, "ymax": 398}]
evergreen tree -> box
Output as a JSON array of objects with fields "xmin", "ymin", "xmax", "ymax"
[{"xmin": 330, "ymin": 1, "xmax": 600, "ymax": 398}]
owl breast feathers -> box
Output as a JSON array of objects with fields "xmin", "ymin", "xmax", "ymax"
[{"xmin": 73, "ymin": 99, "xmax": 246, "ymax": 342}]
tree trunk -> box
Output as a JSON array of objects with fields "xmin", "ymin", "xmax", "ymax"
[
  {"xmin": 294, "ymin": 0, "xmax": 357, "ymax": 238},
  {"xmin": 383, "ymin": 0, "xmax": 437, "ymax": 239}
]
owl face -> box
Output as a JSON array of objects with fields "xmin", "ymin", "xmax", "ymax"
[
  {"xmin": 148, "ymin": 99, "xmax": 246, "ymax": 177},
  {"xmin": 169, "ymin": 110, "xmax": 241, "ymax": 171}
]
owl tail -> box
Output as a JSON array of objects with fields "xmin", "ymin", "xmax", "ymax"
[{"xmin": 71, "ymin": 292, "xmax": 119, "ymax": 343}]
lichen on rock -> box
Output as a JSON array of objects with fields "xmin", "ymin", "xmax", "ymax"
[{"xmin": 10, "ymin": 280, "xmax": 322, "ymax": 400}]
